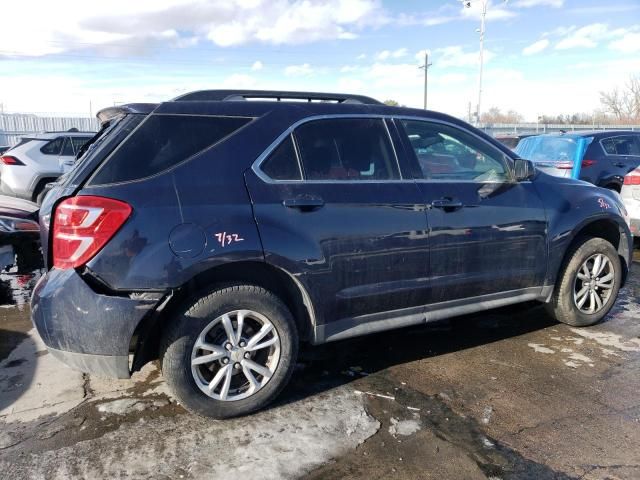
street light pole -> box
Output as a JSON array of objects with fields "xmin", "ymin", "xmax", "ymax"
[
  {"xmin": 419, "ymin": 52, "xmax": 433, "ymax": 109},
  {"xmin": 461, "ymin": 0, "xmax": 507, "ymax": 125},
  {"xmin": 477, "ymin": 0, "xmax": 487, "ymax": 124}
]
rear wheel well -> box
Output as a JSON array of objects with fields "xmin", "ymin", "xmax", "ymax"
[
  {"xmin": 32, "ymin": 177, "xmax": 57, "ymax": 202},
  {"xmin": 130, "ymin": 262, "xmax": 314, "ymax": 372}
]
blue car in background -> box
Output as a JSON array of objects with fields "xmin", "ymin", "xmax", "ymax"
[{"xmin": 516, "ymin": 131, "xmax": 640, "ymax": 192}]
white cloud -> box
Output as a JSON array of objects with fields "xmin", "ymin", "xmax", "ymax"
[
  {"xmin": 340, "ymin": 65, "xmax": 360, "ymax": 73},
  {"xmin": 555, "ymin": 23, "xmax": 609, "ymax": 49},
  {"xmin": 522, "ymin": 39, "xmax": 550, "ymax": 55},
  {"xmin": 609, "ymin": 32, "xmax": 640, "ymax": 53},
  {"xmin": 284, "ymin": 63, "xmax": 315, "ymax": 77},
  {"xmin": 251, "ymin": 61, "xmax": 264, "ymax": 71},
  {"xmin": 375, "ymin": 48, "xmax": 408, "ymax": 60},
  {"xmin": 512, "ymin": 0, "xmax": 564, "ymax": 7},
  {"xmin": 0, "ymin": 0, "xmax": 387, "ymax": 56},
  {"xmin": 356, "ymin": 53, "xmax": 367, "ymax": 60}
]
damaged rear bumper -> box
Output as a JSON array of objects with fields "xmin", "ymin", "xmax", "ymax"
[{"xmin": 31, "ymin": 268, "xmax": 162, "ymax": 378}]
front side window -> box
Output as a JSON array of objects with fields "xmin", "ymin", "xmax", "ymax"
[
  {"xmin": 601, "ymin": 136, "xmax": 640, "ymax": 156},
  {"xmin": 90, "ymin": 115, "xmax": 252, "ymax": 184},
  {"xmin": 400, "ymin": 120, "xmax": 510, "ymax": 182},
  {"xmin": 40, "ymin": 137, "xmax": 64, "ymax": 155},
  {"xmin": 294, "ymin": 118, "xmax": 399, "ymax": 181}
]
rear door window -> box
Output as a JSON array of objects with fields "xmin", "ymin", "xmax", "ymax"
[
  {"xmin": 61, "ymin": 137, "xmax": 74, "ymax": 156},
  {"xmin": 294, "ymin": 118, "xmax": 400, "ymax": 181},
  {"xmin": 90, "ymin": 115, "xmax": 252, "ymax": 184},
  {"xmin": 601, "ymin": 136, "xmax": 640, "ymax": 156},
  {"xmin": 40, "ymin": 137, "xmax": 64, "ymax": 155},
  {"xmin": 260, "ymin": 135, "xmax": 302, "ymax": 180}
]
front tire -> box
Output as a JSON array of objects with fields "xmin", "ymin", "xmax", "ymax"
[
  {"xmin": 160, "ymin": 285, "xmax": 298, "ymax": 418},
  {"xmin": 546, "ymin": 237, "xmax": 621, "ymax": 327}
]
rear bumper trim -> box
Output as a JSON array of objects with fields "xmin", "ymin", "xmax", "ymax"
[{"xmin": 48, "ymin": 347, "xmax": 130, "ymax": 379}]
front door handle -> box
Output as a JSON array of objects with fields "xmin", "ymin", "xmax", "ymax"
[
  {"xmin": 431, "ymin": 197, "xmax": 464, "ymax": 211},
  {"xmin": 613, "ymin": 162, "xmax": 626, "ymax": 168},
  {"xmin": 283, "ymin": 196, "xmax": 325, "ymax": 210}
]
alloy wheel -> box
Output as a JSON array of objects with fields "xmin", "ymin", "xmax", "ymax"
[
  {"xmin": 190, "ymin": 310, "xmax": 281, "ymax": 401},
  {"xmin": 573, "ymin": 253, "xmax": 615, "ymax": 315}
]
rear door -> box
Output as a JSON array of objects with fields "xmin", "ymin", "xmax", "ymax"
[
  {"xmin": 38, "ymin": 136, "xmax": 65, "ymax": 173},
  {"xmin": 245, "ymin": 116, "xmax": 431, "ymax": 331},
  {"xmin": 395, "ymin": 118, "xmax": 547, "ymax": 304},
  {"xmin": 601, "ymin": 134, "xmax": 640, "ymax": 179}
]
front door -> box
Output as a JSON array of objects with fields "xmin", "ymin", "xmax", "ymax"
[
  {"xmin": 245, "ymin": 117, "xmax": 431, "ymax": 331},
  {"xmin": 395, "ymin": 118, "xmax": 548, "ymax": 304}
]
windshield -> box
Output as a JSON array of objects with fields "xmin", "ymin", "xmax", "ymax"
[{"xmin": 515, "ymin": 136, "xmax": 580, "ymax": 163}]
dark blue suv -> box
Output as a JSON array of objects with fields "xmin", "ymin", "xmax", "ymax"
[{"xmin": 31, "ymin": 90, "xmax": 633, "ymax": 418}]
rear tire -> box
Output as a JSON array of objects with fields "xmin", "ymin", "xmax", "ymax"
[
  {"xmin": 160, "ymin": 285, "xmax": 298, "ymax": 418},
  {"xmin": 545, "ymin": 237, "xmax": 621, "ymax": 327}
]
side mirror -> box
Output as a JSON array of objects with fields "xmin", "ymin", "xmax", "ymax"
[{"xmin": 514, "ymin": 158, "xmax": 535, "ymax": 181}]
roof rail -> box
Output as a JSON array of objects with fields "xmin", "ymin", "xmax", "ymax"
[{"xmin": 172, "ymin": 89, "xmax": 382, "ymax": 105}]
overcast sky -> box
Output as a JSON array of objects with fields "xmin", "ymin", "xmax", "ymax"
[{"xmin": 1, "ymin": 0, "xmax": 638, "ymax": 120}]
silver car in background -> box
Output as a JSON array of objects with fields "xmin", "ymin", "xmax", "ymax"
[
  {"xmin": 0, "ymin": 130, "xmax": 94, "ymax": 203},
  {"xmin": 622, "ymin": 167, "xmax": 640, "ymax": 237}
]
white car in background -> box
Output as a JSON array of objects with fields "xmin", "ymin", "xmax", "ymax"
[
  {"xmin": 621, "ymin": 167, "xmax": 640, "ymax": 237},
  {"xmin": 0, "ymin": 130, "xmax": 94, "ymax": 203}
]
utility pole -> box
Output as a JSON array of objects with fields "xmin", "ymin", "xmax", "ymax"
[{"xmin": 419, "ymin": 52, "xmax": 432, "ymax": 110}]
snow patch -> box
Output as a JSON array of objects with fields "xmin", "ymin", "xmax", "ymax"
[
  {"xmin": 97, "ymin": 398, "xmax": 169, "ymax": 415},
  {"xmin": 528, "ymin": 343, "xmax": 555, "ymax": 354},
  {"xmin": 568, "ymin": 353, "xmax": 593, "ymax": 364},
  {"xmin": 388, "ymin": 418, "xmax": 421, "ymax": 437},
  {"xmin": 13, "ymin": 387, "xmax": 380, "ymax": 480},
  {"xmin": 569, "ymin": 328, "xmax": 640, "ymax": 352}
]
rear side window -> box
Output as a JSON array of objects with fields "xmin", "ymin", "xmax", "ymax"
[
  {"xmin": 601, "ymin": 136, "xmax": 640, "ymax": 156},
  {"xmin": 294, "ymin": 118, "xmax": 399, "ymax": 181},
  {"xmin": 90, "ymin": 115, "xmax": 251, "ymax": 184},
  {"xmin": 40, "ymin": 137, "xmax": 64, "ymax": 155},
  {"xmin": 261, "ymin": 135, "xmax": 302, "ymax": 180}
]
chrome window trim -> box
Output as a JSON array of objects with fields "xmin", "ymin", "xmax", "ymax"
[{"xmin": 252, "ymin": 113, "xmax": 517, "ymax": 185}]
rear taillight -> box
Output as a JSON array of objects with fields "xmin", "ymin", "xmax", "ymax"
[
  {"xmin": 581, "ymin": 159, "xmax": 596, "ymax": 168},
  {"xmin": 52, "ymin": 196, "xmax": 132, "ymax": 270},
  {"xmin": 555, "ymin": 161, "xmax": 574, "ymax": 170},
  {"xmin": 555, "ymin": 159, "xmax": 595, "ymax": 170},
  {"xmin": 624, "ymin": 169, "xmax": 640, "ymax": 185},
  {"xmin": 0, "ymin": 155, "xmax": 25, "ymax": 165}
]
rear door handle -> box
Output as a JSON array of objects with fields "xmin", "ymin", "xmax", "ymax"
[
  {"xmin": 283, "ymin": 196, "xmax": 325, "ymax": 210},
  {"xmin": 431, "ymin": 197, "xmax": 464, "ymax": 211},
  {"xmin": 613, "ymin": 162, "xmax": 626, "ymax": 168}
]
